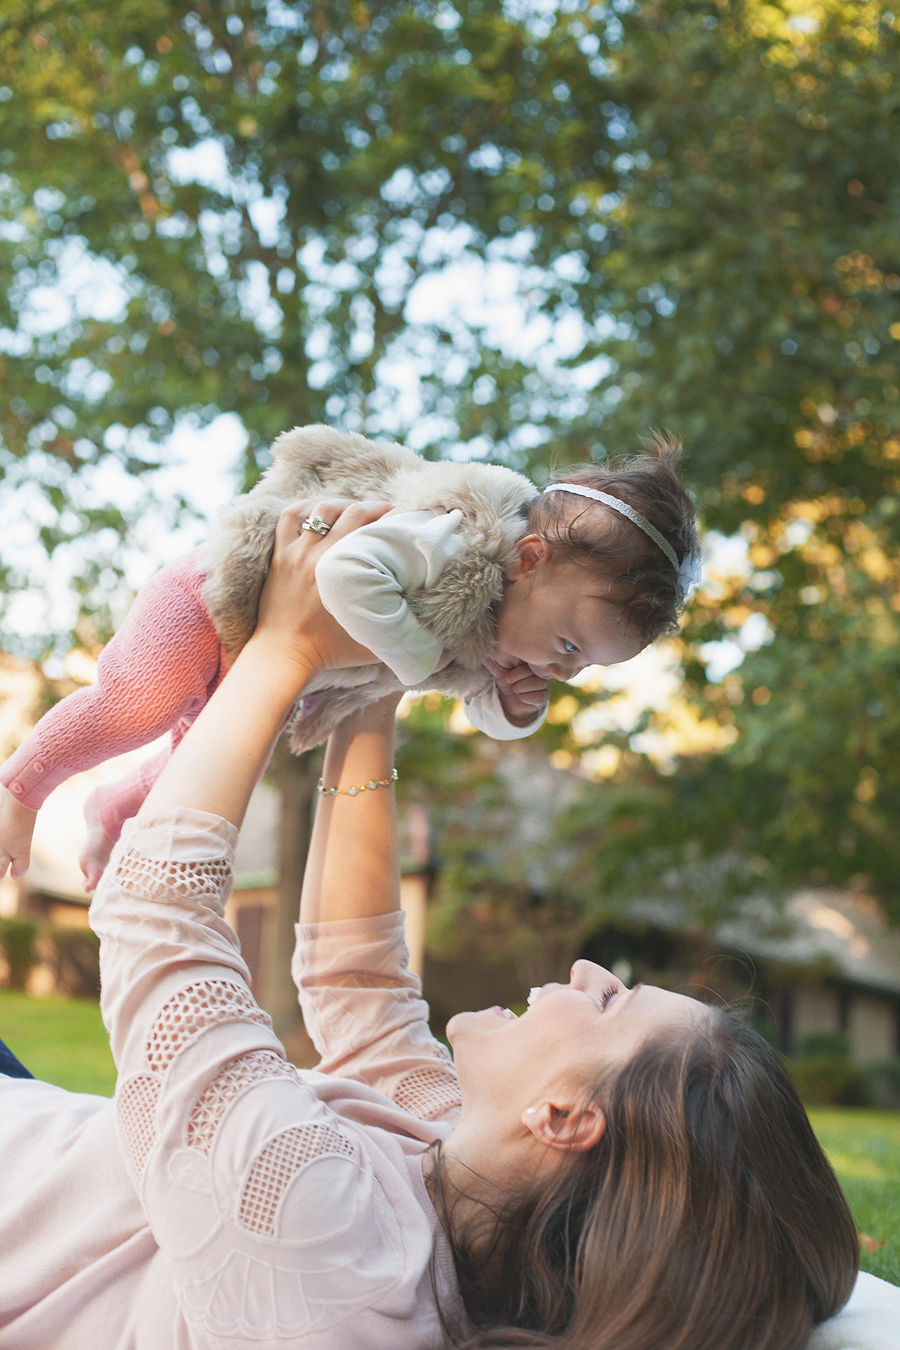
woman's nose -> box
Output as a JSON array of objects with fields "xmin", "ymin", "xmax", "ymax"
[{"xmin": 570, "ymin": 958, "xmax": 612, "ymax": 990}]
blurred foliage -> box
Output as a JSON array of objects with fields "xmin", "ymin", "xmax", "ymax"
[
  {"xmin": 537, "ymin": 0, "xmax": 900, "ymax": 913},
  {"xmin": 0, "ymin": 916, "xmax": 38, "ymax": 990},
  {"xmin": 866, "ymin": 1059, "xmax": 900, "ymax": 1110},
  {"xmin": 789, "ymin": 1044, "xmax": 874, "ymax": 1108},
  {"xmin": 0, "ymin": 918, "xmax": 100, "ymax": 997},
  {"xmin": 0, "ymin": 0, "xmax": 622, "ymax": 642},
  {"xmin": 36, "ymin": 925, "xmax": 101, "ymax": 998},
  {"xmin": 3, "ymin": 0, "xmax": 900, "ymax": 924}
]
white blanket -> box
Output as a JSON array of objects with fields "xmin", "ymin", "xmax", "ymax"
[{"xmin": 808, "ymin": 1273, "xmax": 900, "ymax": 1350}]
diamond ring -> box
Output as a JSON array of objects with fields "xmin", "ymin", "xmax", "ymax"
[{"xmin": 301, "ymin": 514, "xmax": 331, "ymax": 536}]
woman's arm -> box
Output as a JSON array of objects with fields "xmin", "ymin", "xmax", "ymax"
[
  {"xmin": 294, "ymin": 694, "xmax": 461, "ymax": 1122},
  {"xmin": 84, "ymin": 498, "xmax": 439, "ymax": 1340},
  {"xmin": 299, "ymin": 694, "xmax": 403, "ymax": 926},
  {"xmin": 141, "ymin": 500, "xmax": 385, "ymax": 831}
]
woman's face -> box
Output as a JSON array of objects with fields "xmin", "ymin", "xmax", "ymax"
[{"xmin": 447, "ymin": 959, "xmax": 708, "ymax": 1115}]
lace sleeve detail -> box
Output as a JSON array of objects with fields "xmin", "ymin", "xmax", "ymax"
[
  {"xmin": 121, "ymin": 1048, "xmax": 390, "ymax": 1341},
  {"xmin": 117, "ymin": 979, "xmax": 280, "ymax": 1183},
  {"xmin": 101, "ymin": 821, "xmax": 414, "ymax": 1342},
  {"xmin": 114, "ymin": 847, "xmax": 233, "ymax": 903},
  {"xmin": 146, "ymin": 979, "xmax": 272, "ymax": 1071},
  {"xmin": 188, "ymin": 1049, "xmax": 295, "ymax": 1152},
  {"xmin": 393, "ymin": 1064, "xmax": 462, "ymax": 1121},
  {"xmin": 240, "ymin": 1124, "xmax": 357, "ymax": 1235},
  {"xmin": 170, "ymin": 1119, "xmax": 400, "ymax": 1342},
  {"xmin": 118, "ymin": 1074, "xmax": 162, "ymax": 1184}
]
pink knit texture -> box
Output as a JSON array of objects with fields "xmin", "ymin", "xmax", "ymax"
[
  {"xmin": 93, "ymin": 744, "xmax": 173, "ymax": 843},
  {"xmin": 0, "ymin": 550, "xmax": 225, "ymax": 813}
]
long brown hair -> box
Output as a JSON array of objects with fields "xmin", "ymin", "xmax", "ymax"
[
  {"xmin": 527, "ymin": 433, "xmax": 699, "ymax": 643},
  {"xmin": 431, "ymin": 1010, "xmax": 858, "ymax": 1350}
]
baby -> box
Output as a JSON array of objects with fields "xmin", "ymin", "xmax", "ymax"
[{"xmin": 0, "ymin": 424, "xmax": 699, "ymax": 890}]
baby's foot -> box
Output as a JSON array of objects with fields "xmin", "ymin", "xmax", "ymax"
[
  {"xmin": 0, "ymin": 784, "xmax": 37, "ymax": 880},
  {"xmin": 79, "ymin": 793, "xmax": 114, "ymax": 893}
]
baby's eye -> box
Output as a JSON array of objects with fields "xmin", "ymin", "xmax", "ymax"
[{"xmin": 562, "ymin": 640, "xmax": 578, "ymax": 654}]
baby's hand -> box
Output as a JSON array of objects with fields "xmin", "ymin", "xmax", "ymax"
[
  {"xmin": 484, "ymin": 657, "xmax": 550, "ymax": 727},
  {"xmin": 0, "ymin": 784, "xmax": 37, "ymax": 880}
]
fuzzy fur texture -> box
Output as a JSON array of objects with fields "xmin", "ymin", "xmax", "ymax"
[{"xmin": 201, "ymin": 424, "xmax": 537, "ymax": 753}]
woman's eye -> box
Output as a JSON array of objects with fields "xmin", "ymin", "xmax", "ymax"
[
  {"xmin": 563, "ymin": 640, "xmax": 577, "ymax": 654},
  {"xmin": 599, "ymin": 986, "xmax": 619, "ymax": 1008}
]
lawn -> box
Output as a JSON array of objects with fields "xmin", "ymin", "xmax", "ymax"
[
  {"xmin": 0, "ymin": 988, "xmax": 116, "ymax": 1096},
  {"xmin": 1, "ymin": 990, "xmax": 898, "ymax": 1285},
  {"xmin": 808, "ymin": 1108, "xmax": 900, "ymax": 1285}
]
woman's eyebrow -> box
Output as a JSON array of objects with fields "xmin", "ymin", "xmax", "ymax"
[{"xmin": 616, "ymin": 983, "xmax": 644, "ymax": 1012}]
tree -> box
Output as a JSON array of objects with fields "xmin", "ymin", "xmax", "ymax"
[
  {"xmin": 6, "ymin": 0, "xmax": 900, "ymax": 939},
  {"xmin": 1, "ymin": 0, "xmax": 620, "ymax": 1018},
  {"xmin": 565, "ymin": 0, "xmax": 900, "ymax": 908},
  {"xmin": 0, "ymin": 0, "xmax": 621, "ymax": 648}
]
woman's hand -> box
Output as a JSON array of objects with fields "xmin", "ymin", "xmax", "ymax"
[
  {"xmin": 252, "ymin": 498, "xmax": 392, "ymax": 679},
  {"xmin": 140, "ymin": 496, "xmax": 391, "ymax": 830}
]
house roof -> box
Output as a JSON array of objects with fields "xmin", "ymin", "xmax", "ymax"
[
  {"xmin": 717, "ymin": 889, "xmax": 900, "ymax": 998},
  {"xmin": 616, "ymin": 887, "xmax": 900, "ymax": 998}
]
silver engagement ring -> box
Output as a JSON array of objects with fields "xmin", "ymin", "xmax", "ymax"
[{"xmin": 301, "ymin": 514, "xmax": 331, "ymax": 536}]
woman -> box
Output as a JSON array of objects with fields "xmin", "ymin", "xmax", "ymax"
[{"xmin": 0, "ymin": 499, "xmax": 885, "ymax": 1350}]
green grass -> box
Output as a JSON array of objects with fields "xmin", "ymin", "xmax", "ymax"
[
  {"xmin": 809, "ymin": 1108, "xmax": 900, "ymax": 1286},
  {"xmin": 1, "ymin": 994, "xmax": 898, "ymax": 1286},
  {"xmin": 0, "ymin": 989, "xmax": 116, "ymax": 1096}
]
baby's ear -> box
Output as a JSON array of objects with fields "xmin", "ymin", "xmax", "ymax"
[{"xmin": 508, "ymin": 534, "xmax": 550, "ymax": 578}]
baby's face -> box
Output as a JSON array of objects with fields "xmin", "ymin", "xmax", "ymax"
[{"xmin": 494, "ymin": 541, "xmax": 646, "ymax": 681}]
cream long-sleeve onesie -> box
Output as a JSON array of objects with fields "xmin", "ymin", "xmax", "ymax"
[
  {"xmin": 0, "ymin": 805, "xmax": 463, "ymax": 1348},
  {"xmin": 0, "ymin": 509, "xmax": 544, "ymax": 843}
]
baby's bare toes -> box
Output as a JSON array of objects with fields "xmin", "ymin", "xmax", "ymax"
[
  {"xmin": 8, "ymin": 853, "xmax": 29, "ymax": 880},
  {"xmin": 79, "ymin": 818, "xmax": 114, "ymax": 893}
]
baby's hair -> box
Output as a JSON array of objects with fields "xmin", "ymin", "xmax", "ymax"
[{"xmin": 527, "ymin": 432, "xmax": 699, "ymax": 643}]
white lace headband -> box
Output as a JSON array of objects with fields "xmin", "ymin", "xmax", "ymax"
[{"xmin": 542, "ymin": 482, "xmax": 702, "ymax": 601}]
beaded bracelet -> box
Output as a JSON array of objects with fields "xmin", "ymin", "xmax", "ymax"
[{"xmin": 316, "ymin": 768, "xmax": 398, "ymax": 798}]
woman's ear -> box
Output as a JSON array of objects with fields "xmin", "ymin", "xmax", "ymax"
[
  {"xmin": 522, "ymin": 1100, "xmax": 606, "ymax": 1153},
  {"xmin": 506, "ymin": 534, "xmax": 550, "ymax": 581}
]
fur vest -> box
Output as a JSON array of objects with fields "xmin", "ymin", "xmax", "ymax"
[{"xmin": 201, "ymin": 424, "xmax": 537, "ymax": 753}]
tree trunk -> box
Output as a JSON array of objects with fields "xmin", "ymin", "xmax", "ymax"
[{"xmin": 261, "ymin": 740, "xmax": 322, "ymax": 1067}]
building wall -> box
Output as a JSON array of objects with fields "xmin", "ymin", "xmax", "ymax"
[
  {"xmin": 848, "ymin": 994, "xmax": 897, "ymax": 1064},
  {"xmin": 780, "ymin": 984, "xmax": 899, "ymax": 1064},
  {"xmin": 793, "ymin": 987, "xmax": 842, "ymax": 1050},
  {"xmin": 224, "ymin": 886, "xmax": 276, "ymax": 995}
]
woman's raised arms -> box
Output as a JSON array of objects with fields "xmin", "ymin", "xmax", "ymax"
[
  {"xmin": 298, "ymin": 694, "xmax": 404, "ymax": 927},
  {"xmin": 140, "ymin": 498, "xmax": 389, "ymax": 830}
]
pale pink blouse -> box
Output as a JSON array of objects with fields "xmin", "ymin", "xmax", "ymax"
[{"xmin": 0, "ymin": 808, "xmax": 463, "ymax": 1349}]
